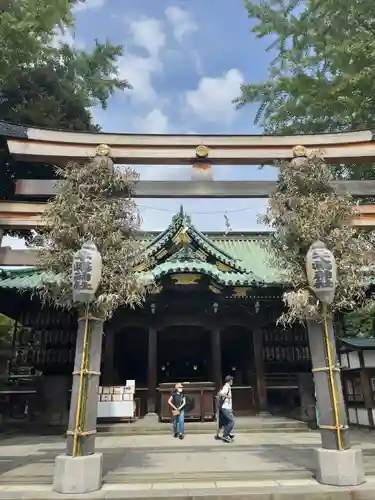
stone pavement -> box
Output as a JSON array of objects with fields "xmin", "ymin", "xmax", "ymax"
[
  {"xmin": 0, "ymin": 478, "xmax": 375, "ymax": 499},
  {"xmin": 1, "ymin": 429, "xmax": 375, "ymax": 498},
  {"xmin": 1, "ymin": 429, "xmax": 375, "ymax": 483}
]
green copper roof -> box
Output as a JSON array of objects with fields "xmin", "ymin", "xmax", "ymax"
[
  {"xmin": 145, "ymin": 261, "xmax": 261, "ymax": 286},
  {"xmin": 141, "ymin": 207, "xmax": 249, "ymax": 273},
  {"xmin": 0, "ymin": 208, "xmax": 283, "ymax": 290},
  {"xmin": 138, "ymin": 206, "xmax": 282, "ymax": 283},
  {"xmin": 0, "ymin": 268, "xmax": 58, "ymax": 289},
  {"xmin": 340, "ymin": 337, "xmax": 375, "ymax": 350},
  {"xmin": 211, "ymin": 236, "xmax": 281, "ymax": 282}
]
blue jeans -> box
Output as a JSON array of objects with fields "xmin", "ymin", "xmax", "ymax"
[
  {"xmin": 221, "ymin": 408, "xmax": 235, "ymax": 438},
  {"xmin": 173, "ymin": 410, "xmax": 185, "ymax": 435}
]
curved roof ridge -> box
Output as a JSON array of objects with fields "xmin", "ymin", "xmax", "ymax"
[
  {"xmin": 187, "ymin": 226, "xmax": 245, "ymax": 268},
  {"xmin": 142, "ymin": 260, "xmax": 262, "ymax": 287}
]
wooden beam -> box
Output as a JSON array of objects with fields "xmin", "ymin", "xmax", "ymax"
[
  {"xmin": 15, "ymin": 179, "xmax": 277, "ymax": 198},
  {"xmin": 4, "ymin": 120, "xmax": 375, "ymax": 164},
  {"xmin": 8, "ymin": 138, "xmax": 375, "ymax": 164},
  {"xmin": 1, "ymin": 202, "xmax": 375, "ymax": 233},
  {"xmin": 0, "ymin": 248, "xmax": 38, "ymax": 266},
  {"xmin": 1, "ymin": 202, "xmax": 375, "ymax": 268},
  {"xmin": 354, "ymin": 205, "xmax": 375, "ymax": 227},
  {"xmin": 0, "ymin": 202, "xmax": 46, "ymax": 213},
  {"xmin": 0, "ymin": 202, "xmax": 44, "ymax": 229},
  {"xmin": 14, "ymin": 179, "xmax": 375, "ymax": 199},
  {"xmin": 22, "ymin": 126, "xmax": 373, "ymax": 146}
]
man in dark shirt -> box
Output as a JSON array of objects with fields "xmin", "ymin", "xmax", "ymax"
[{"xmin": 168, "ymin": 383, "xmax": 186, "ymax": 439}]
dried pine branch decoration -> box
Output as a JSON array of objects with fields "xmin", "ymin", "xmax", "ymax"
[
  {"xmin": 262, "ymin": 151, "xmax": 373, "ymax": 325},
  {"xmin": 33, "ymin": 153, "xmax": 153, "ymax": 318}
]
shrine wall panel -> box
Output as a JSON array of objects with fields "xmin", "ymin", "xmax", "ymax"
[
  {"xmin": 262, "ymin": 324, "xmax": 311, "ymax": 369},
  {"xmin": 11, "ymin": 308, "xmax": 77, "ymax": 376},
  {"xmin": 348, "ymin": 351, "xmax": 360, "ymax": 370},
  {"xmin": 363, "ymin": 351, "xmax": 375, "ymax": 368},
  {"xmin": 348, "ymin": 407, "xmax": 358, "ymax": 425},
  {"xmin": 357, "ymin": 408, "xmax": 370, "ymax": 426},
  {"xmin": 340, "ymin": 354, "xmax": 349, "ymax": 368}
]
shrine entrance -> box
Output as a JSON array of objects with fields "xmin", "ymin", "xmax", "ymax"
[
  {"xmin": 221, "ymin": 326, "xmax": 253, "ymax": 386},
  {"xmin": 157, "ymin": 326, "xmax": 211, "ymax": 384},
  {"xmin": 113, "ymin": 327, "xmax": 148, "ymax": 387}
]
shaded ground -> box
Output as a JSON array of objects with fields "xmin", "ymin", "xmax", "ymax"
[{"xmin": 0, "ymin": 428, "xmax": 375, "ymax": 484}]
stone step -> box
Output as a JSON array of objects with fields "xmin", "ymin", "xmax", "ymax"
[
  {"xmin": 1, "ymin": 483, "xmax": 375, "ymax": 500},
  {"xmin": 0, "ymin": 469, "xmax": 314, "ymax": 484},
  {"xmin": 98, "ymin": 426, "xmax": 309, "ymax": 435},
  {"xmin": 96, "ymin": 419, "xmax": 309, "ymax": 436},
  {"xmin": 2, "ymin": 466, "xmax": 375, "ymax": 485},
  {"xmin": 105, "ymin": 466, "xmax": 375, "ymax": 484},
  {"xmin": 0, "ymin": 425, "xmax": 308, "ymax": 437},
  {"xmin": 105, "ymin": 469, "xmax": 315, "ymax": 484},
  {"xmin": 0, "ymin": 418, "xmax": 309, "ymax": 436}
]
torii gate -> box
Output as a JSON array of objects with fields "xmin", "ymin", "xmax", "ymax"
[
  {"xmin": 0, "ymin": 120, "xmax": 371, "ymax": 491},
  {"xmin": 1, "ymin": 120, "xmax": 375, "ymax": 265}
]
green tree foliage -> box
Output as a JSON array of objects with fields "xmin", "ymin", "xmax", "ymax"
[
  {"xmin": 0, "ymin": 313, "xmax": 13, "ymax": 348},
  {"xmin": 237, "ymin": 0, "xmax": 375, "ymax": 332},
  {"xmin": 0, "ymin": 0, "xmax": 130, "ymax": 130},
  {"xmin": 0, "ymin": 0, "xmax": 77, "ymax": 80},
  {"xmin": 235, "ymin": 0, "xmax": 375, "ymax": 182},
  {"xmin": 34, "ymin": 154, "xmax": 152, "ymax": 319},
  {"xmin": 264, "ymin": 151, "xmax": 373, "ymax": 325},
  {"xmin": 236, "ymin": 0, "xmax": 375, "ymax": 135},
  {"xmin": 344, "ymin": 306, "xmax": 375, "ymax": 337},
  {"xmin": 0, "ymin": 65, "xmax": 98, "ymax": 131}
]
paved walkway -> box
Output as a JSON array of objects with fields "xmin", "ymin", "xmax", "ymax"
[
  {"xmin": 0, "ymin": 477, "xmax": 375, "ymax": 499},
  {"xmin": 1, "ymin": 429, "xmax": 375, "ymax": 484}
]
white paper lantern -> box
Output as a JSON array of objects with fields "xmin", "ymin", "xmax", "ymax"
[
  {"xmin": 306, "ymin": 240, "xmax": 337, "ymax": 304},
  {"xmin": 72, "ymin": 242, "xmax": 102, "ymax": 304}
]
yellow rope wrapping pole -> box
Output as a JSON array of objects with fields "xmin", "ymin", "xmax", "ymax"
[
  {"xmin": 79, "ymin": 316, "xmax": 92, "ymax": 454},
  {"xmin": 322, "ymin": 303, "xmax": 343, "ymax": 451},
  {"xmin": 72, "ymin": 305, "xmax": 90, "ymax": 457}
]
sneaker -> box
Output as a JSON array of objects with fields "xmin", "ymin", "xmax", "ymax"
[
  {"xmin": 174, "ymin": 433, "xmax": 178, "ymax": 438},
  {"xmin": 229, "ymin": 434, "xmax": 235, "ymax": 439},
  {"xmin": 179, "ymin": 434, "xmax": 184, "ymax": 440},
  {"xmin": 214, "ymin": 435, "xmax": 221, "ymax": 440},
  {"xmin": 222, "ymin": 436, "xmax": 232, "ymax": 443}
]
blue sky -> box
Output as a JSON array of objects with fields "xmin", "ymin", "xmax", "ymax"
[{"xmin": 4, "ymin": 0, "xmax": 278, "ymax": 249}]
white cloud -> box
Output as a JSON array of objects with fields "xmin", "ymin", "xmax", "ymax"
[
  {"xmin": 52, "ymin": 26, "xmax": 85, "ymax": 50},
  {"xmin": 129, "ymin": 18, "xmax": 166, "ymax": 57},
  {"xmin": 118, "ymin": 54, "xmax": 160, "ymax": 103},
  {"xmin": 119, "ymin": 17, "xmax": 166, "ymax": 103},
  {"xmin": 137, "ymin": 109, "xmax": 170, "ymax": 134},
  {"xmin": 165, "ymin": 6, "xmax": 198, "ymax": 42},
  {"xmin": 73, "ymin": 0, "xmax": 106, "ymax": 12},
  {"xmin": 2, "ymin": 236, "xmax": 26, "ymax": 250},
  {"xmin": 185, "ymin": 69, "xmax": 244, "ymax": 123}
]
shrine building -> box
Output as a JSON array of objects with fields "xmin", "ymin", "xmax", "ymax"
[
  {"xmin": 0, "ymin": 207, "xmax": 314, "ymax": 424},
  {"xmin": 2, "ymin": 119, "xmax": 375, "ymax": 427}
]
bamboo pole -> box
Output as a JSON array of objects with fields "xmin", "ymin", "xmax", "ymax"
[{"xmin": 72, "ymin": 306, "xmax": 90, "ymax": 457}]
